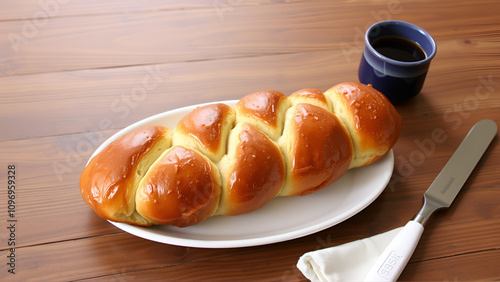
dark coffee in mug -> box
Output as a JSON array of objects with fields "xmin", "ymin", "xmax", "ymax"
[{"xmin": 371, "ymin": 36, "xmax": 427, "ymax": 62}]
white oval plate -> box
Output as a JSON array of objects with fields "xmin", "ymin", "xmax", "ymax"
[{"xmin": 90, "ymin": 100, "xmax": 394, "ymax": 248}]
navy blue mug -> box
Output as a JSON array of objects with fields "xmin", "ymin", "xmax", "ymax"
[{"xmin": 358, "ymin": 20, "xmax": 437, "ymax": 104}]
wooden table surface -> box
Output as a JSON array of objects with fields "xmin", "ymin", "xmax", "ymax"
[{"xmin": 1, "ymin": 0, "xmax": 499, "ymax": 281}]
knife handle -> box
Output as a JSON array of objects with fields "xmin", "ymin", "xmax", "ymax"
[{"xmin": 363, "ymin": 220, "xmax": 424, "ymax": 282}]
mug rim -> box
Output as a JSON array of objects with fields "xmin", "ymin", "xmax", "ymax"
[{"xmin": 365, "ymin": 20, "xmax": 437, "ymax": 67}]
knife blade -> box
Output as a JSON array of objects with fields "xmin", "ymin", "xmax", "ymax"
[{"xmin": 364, "ymin": 119, "xmax": 497, "ymax": 282}]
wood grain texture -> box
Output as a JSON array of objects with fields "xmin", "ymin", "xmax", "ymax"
[
  {"xmin": 0, "ymin": 0, "xmax": 309, "ymax": 20},
  {"xmin": 1, "ymin": 47, "xmax": 498, "ymax": 141},
  {"xmin": 401, "ymin": 250, "xmax": 500, "ymax": 281},
  {"xmin": 1, "ymin": 0, "xmax": 499, "ymax": 76},
  {"xmin": 0, "ymin": 0, "xmax": 499, "ymax": 281}
]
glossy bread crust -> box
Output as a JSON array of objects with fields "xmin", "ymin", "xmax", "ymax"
[
  {"xmin": 135, "ymin": 146, "xmax": 221, "ymax": 227},
  {"xmin": 278, "ymin": 103, "xmax": 353, "ymax": 196},
  {"xmin": 217, "ymin": 123, "xmax": 285, "ymax": 216},
  {"xmin": 325, "ymin": 82, "xmax": 402, "ymax": 168},
  {"xmin": 173, "ymin": 103, "xmax": 235, "ymax": 162},
  {"xmin": 79, "ymin": 125, "xmax": 172, "ymax": 226},
  {"xmin": 234, "ymin": 90, "xmax": 290, "ymax": 140}
]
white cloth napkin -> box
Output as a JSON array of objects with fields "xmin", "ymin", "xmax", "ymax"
[{"xmin": 297, "ymin": 227, "xmax": 403, "ymax": 282}]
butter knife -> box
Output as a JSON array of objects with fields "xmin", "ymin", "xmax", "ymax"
[{"xmin": 364, "ymin": 119, "xmax": 497, "ymax": 282}]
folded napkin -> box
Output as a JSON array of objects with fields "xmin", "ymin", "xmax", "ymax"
[{"xmin": 297, "ymin": 227, "xmax": 403, "ymax": 282}]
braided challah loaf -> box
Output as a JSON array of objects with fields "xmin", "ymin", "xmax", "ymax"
[{"xmin": 80, "ymin": 82, "xmax": 402, "ymax": 227}]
